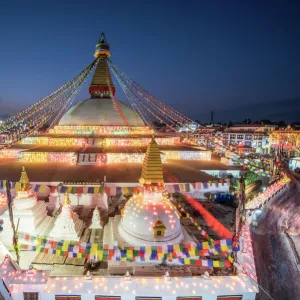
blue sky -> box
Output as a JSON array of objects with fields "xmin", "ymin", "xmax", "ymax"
[{"xmin": 0, "ymin": 0, "xmax": 299, "ymax": 122}]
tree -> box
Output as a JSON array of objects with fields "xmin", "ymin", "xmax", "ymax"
[{"xmin": 242, "ymin": 118, "xmax": 251, "ymax": 124}]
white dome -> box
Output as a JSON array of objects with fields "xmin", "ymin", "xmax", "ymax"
[
  {"xmin": 118, "ymin": 192, "xmax": 183, "ymax": 246},
  {"xmin": 59, "ymin": 98, "xmax": 145, "ymax": 127}
]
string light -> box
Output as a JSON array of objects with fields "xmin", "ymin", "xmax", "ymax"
[
  {"xmin": 18, "ymin": 152, "xmax": 76, "ymax": 163},
  {"xmin": 245, "ymin": 176, "xmax": 289, "ymax": 210},
  {"xmin": 48, "ymin": 125, "xmax": 153, "ymax": 135}
]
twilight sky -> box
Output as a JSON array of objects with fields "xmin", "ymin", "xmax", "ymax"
[{"xmin": 0, "ymin": 0, "xmax": 299, "ymax": 122}]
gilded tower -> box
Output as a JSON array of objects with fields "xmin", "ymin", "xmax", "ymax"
[
  {"xmin": 141, "ymin": 136, "xmax": 164, "ymax": 184},
  {"xmin": 89, "ymin": 32, "xmax": 115, "ymax": 98}
]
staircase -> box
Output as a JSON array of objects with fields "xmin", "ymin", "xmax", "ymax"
[{"xmin": 77, "ymin": 153, "xmax": 98, "ymax": 165}]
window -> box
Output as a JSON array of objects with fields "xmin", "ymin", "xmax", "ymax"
[
  {"xmin": 230, "ymin": 135, "xmax": 236, "ymax": 139},
  {"xmin": 237, "ymin": 135, "xmax": 244, "ymax": 139},
  {"xmin": 55, "ymin": 296, "xmax": 81, "ymax": 300},
  {"xmin": 157, "ymin": 231, "xmax": 161, "ymax": 236},
  {"xmin": 95, "ymin": 297, "xmax": 121, "ymax": 300},
  {"xmin": 217, "ymin": 296, "xmax": 243, "ymax": 300},
  {"xmin": 177, "ymin": 297, "xmax": 202, "ymax": 300},
  {"xmin": 136, "ymin": 298, "xmax": 162, "ymax": 300},
  {"xmin": 24, "ymin": 293, "xmax": 39, "ymax": 300}
]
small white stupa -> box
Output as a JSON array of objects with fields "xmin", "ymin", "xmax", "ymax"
[
  {"xmin": 0, "ymin": 167, "xmax": 54, "ymax": 248},
  {"xmin": 49, "ymin": 194, "xmax": 84, "ymax": 241},
  {"xmin": 14, "ymin": 166, "xmax": 37, "ymax": 210},
  {"xmin": 101, "ymin": 190, "xmax": 108, "ymax": 209},
  {"xmin": 89, "ymin": 207, "xmax": 102, "ymax": 229}
]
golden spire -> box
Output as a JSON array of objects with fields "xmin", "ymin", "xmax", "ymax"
[
  {"xmin": 19, "ymin": 166, "xmax": 30, "ymax": 191},
  {"xmin": 64, "ymin": 193, "xmax": 71, "ymax": 205},
  {"xmin": 141, "ymin": 136, "xmax": 164, "ymax": 184}
]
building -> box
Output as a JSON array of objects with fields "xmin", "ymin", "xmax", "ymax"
[
  {"xmin": 269, "ymin": 125, "xmax": 300, "ymax": 154},
  {"xmin": 0, "ymin": 34, "xmax": 257, "ymax": 300},
  {"xmin": 1, "ymin": 33, "xmax": 210, "ymax": 166},
  {"xmin": 0, "ymin": 149, "xmax": 257, "ymax": 300},
  {"xmin": 221, "ymin": 124, "xmax": 277, "ymax": 153}
]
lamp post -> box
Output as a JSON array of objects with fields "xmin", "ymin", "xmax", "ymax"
[{"xmin": 6, "ymin": 180, "xmax": 20, "ymax": 264}]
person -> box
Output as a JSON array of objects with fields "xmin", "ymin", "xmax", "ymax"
[
  {"xmin": 85, "ymin": 270, "xmax": 92, "ymax": 280},
  {"xmin": 164, "ymin": 271, "xmax": 171, "ymax": 282},
  {"xmin": 124, "ymin": 271, "xmax": 131, "ymax": 281},
  {"xmin": 201, "ymin": 271, "xmax": 211, "ymax": 280}
]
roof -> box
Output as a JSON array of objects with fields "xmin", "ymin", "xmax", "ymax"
[
  {"xmin": 59, "ymin": 98, "xmax": 145, "ymax": 127},
  {"xmin": 0, "ymin": 159, "xmax": 236, "ymax": 183}
]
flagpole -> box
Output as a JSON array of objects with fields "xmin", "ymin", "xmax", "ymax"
[{"xmin": 6, "ymin": 180, "xmax": 20, "ymax": 264}]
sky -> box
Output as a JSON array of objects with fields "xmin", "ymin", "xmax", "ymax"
[{"xmin": 0, "ymin": 0, "xmax": 300, "ymax": 123}]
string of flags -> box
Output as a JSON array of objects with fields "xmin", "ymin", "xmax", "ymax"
[
  {"xmin": 17, "ymin": 232, "xmax": 232, "ymax": 267},
  {"xmin": 0, "ymin": 180, "xmax": 230, "ymax": 196}
]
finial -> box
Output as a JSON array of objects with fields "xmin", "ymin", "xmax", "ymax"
[
  {"xmin": 19, "ymin": 166, "xmax": 30, "ymax": 191},
  {"xmin": 94, "ymin": 32, "xmax": 110, "ymax": 58},
  {"xmin": 64, "ymin": 193, "xmax": 71, "ymax": 205}
]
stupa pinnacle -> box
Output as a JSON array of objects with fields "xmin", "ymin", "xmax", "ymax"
[
  {"xmin": 141, "ymin": 136, "xmax": 164, "ymax": 184},
  {"xmin": 89, "ymin": 32, "xmax": 115, "ymax": 98},
  {"xmin": 19, "ymin": 166, "xmax": 30, "ymax": 191}
]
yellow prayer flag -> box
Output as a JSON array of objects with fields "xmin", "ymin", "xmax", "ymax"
[
  {"xmin": 56, "ymin": 250, "xmax": 61, "ymax": 256},
  {"xmin": 202, "ymin": 241, "xmax": 209, "ymax": 249},
  {"xmin": 184, "ymin": 258, "xmax": 190, "ymax": 264},
  {"xmin": 213, "ymin": 260, "xmax": 220, "ymax": 267},
  {"xmin": 189, "ymin": 248, "xmax": 196, "ymax": 256},
  {"xmin": 62, "ymin": 241, "xmax": 69, "ymax": 251},
  {"xmin": 145, "ymin": 246, "xmax": 152, "ymax": 254},
  {"xmin": 39, "ymin": 184, "xmax": 47, "ymax": 193},
  {"xmin": 66, "ymin": 186, "xmax": 72, "ymax": 193},
  {"xmin": 14, "ymin": 182, "xmax": 21, "ymax": 192},
  {"xmin": 174, "ymin": 244, "xmax": 180, "ymax": 253},
  {"xmin": 179, "ymin": 184, "xmax": 184, "ymax": 191},
  {"xmin": 127, "ymin": 250, "xmax": 133, "ymax": 258},
  {"xmin": 228, "ymin": 256, "xmax": 234, "ymax": 263},
  {"xmin": 221, "ymin": 245, "xmax": 228, "ymax": 252},
  {"xmin": 122, "ymin": 187, "xmax": 128, "ymax": 194},
  {"xmin": 97, "ymin": 250, "xmax": 103, "ymax": 260},
  {"xmin": 91, "ymin": 243, "xmax": 98, "ymax": 254}
]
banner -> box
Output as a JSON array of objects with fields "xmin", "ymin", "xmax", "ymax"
[
  {"xmin": 0, "ymin": 181, "xmax": 229, "ymax": 195},
  {"xmin": 18, "ymin": 232, "xmax": 232, "ymax": 266}
]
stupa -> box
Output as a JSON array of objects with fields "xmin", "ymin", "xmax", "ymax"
[
  {"xmin": 89, "ymin": 207, "xmax": 102, "ymax": 229},
  {"xmin": 49, "ymin": 194, "xmax": 84, "ymax": 241},
  {"xmin": 118, "ymin": 138, "xmax": 184, "ymax": 246},
  {"xmin": 13, "ymin": 33, "xmax": 210, "ymax": 166},
  {"xmin": 13, "ymin": 166, "xmax": 37, "ymax": 210},
  {"xmin": 0, "ymin": 167, "xmax": 54, "ymax": 248}
]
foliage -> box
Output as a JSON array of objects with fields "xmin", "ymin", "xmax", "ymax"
[
  {"xmin": 244, "ymin": 172, "xmax": 259, "ymax": 186},
  {"xmin": 231, "ymin": 172, "xmax": 259, "ymax": 191}
]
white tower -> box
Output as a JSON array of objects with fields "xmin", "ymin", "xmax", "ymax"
[
  {"xmin": 89, "ymin": 207, "xmax": 102, "ymax": 229},
  {"xmin": 49, "ymin": 194, "xmax": 84, "ymax": 241}
]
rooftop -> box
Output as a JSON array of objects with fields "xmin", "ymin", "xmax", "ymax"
[{"xmin": 0, "ymin": 155, "xmax": 240, "ymax": 183}]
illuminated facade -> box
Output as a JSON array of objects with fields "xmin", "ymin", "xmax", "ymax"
[
  {"xmin": 2, "ymin": 34, "xmax": 210, "ymax": 165},
  {"xmin": 269, "ymin": 125, "xmax": 300, "ymax": 152},
  {"xmin": 0, "ymin": 33, "xmax": 256, "ymax": 300}
]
